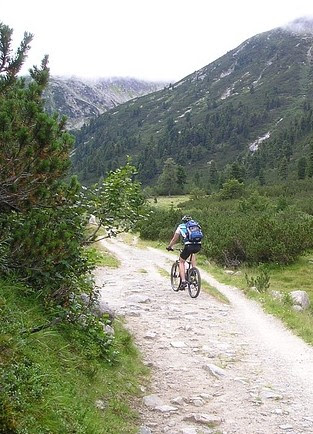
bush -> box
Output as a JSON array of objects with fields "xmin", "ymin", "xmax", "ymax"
[
  {"xmin": 138, "ymin": 207, "xmax": 181, "ymax": 241},
  {"xmin": 245, "ymin": 269, "xmax": 270, "ymax": 292},
  {"xmin": 218, "ymin": 179, "xmax": 245, "ymax": 200},
  {"xmin": 200, "ymin": 208, "xmax": 313, "ymax": 265}
]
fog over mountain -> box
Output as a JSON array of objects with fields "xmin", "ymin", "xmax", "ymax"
[{"xmin": 284, "ymin": 16, "xmax": 313, "ymax": 34}]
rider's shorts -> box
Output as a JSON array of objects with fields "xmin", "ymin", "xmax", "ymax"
[{"xmin": 180, "ymin": 243, "xmax": 201, "ymax": 260}]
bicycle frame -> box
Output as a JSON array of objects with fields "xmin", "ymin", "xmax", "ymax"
[{"xmin": 170, "ymin": 251, "xmax": 201, "ymax": 298}]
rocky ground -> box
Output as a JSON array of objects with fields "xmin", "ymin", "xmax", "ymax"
[{"xmin": 96, "ymin": 237, "xmax": 313, "ymax": 434}]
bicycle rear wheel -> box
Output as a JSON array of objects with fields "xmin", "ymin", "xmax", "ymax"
[
  {"xmin": 187, "ymin": 267, "xmax": 201, "ymax": 298},
  {"xmin": 170, "ymin": 261, "xmax": 180, "ymax": 291}
]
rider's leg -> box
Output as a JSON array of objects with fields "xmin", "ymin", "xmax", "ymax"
[
  {"xmin": 179, "ymin": 257, "xmax": 186, "ymax": 282},
  {"xmin": 190, "ymin": 253, "xmax": 196, "ymax": 267}
]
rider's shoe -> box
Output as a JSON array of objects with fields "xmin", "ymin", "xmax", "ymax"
[{"xmin": 179, "ymin": 281, "xmax": 187, "ymax": 290}]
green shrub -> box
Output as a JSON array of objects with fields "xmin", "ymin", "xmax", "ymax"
[
  {"xmin": 201, "ymin": 209, "xmax": 313, "ymax": 266},
  {"xmin": 245, "ymin": 269, "xmax": 270, "ymax": 292},
  {"xmin": 218, "ymin": 179, "xmax": 245, "ymax": 200},
  {"xmin": 138, "ymin": 207, "xmax": 181, "ymax": 241},
  {"xmin": 139, "ymin": 188, "xmax": 313, "ymax": 267}
]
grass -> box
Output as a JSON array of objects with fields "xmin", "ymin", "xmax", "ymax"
[
  {"xmin": 85, "ymin": 242, "xmax": 120, "ymax": 268},
  {"xmin": 0, "ymin": 279, "xmax": 148, "ymax": 433},
  {"xmin": 201, "ymin": 279, "xmax": 230, "ymax": 304},
  {"xmin": 147, "ymin": 195, "xmax": 186, "ymax": 209},
  {"xmin": 118, "ymin": 232, "xmax": 164, "ymax": 250},
  {"xmin": 157, "ymin": 267, "xmax": 170, "ymax": 279},
  {"xmin": 85, "ymin": 224, "xmax": 120, "ymax": 268}
]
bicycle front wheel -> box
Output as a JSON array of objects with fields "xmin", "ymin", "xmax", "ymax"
[
  {"xmin": 170, "ymin": 261, "xmax": 180, "ymax": 292},
  {"xmin": 187, "ymin": 267, "xmax": 201, "ymax": 298}
]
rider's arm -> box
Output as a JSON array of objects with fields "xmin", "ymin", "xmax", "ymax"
[{"xmin": 168, "ymin": 231, "xmax": 180, "ymax": 249}]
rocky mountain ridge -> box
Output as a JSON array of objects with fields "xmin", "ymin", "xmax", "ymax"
[{"xmin": 44, "ymin": 76, "xmax": 167, "ymax": 129}]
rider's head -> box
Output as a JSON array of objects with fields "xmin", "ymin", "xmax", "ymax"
[{"xmin": 181, "ymin": 215, "xmax": 192, "ymax": 223}]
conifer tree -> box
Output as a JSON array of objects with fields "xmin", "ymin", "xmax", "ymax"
[
  {"xmin": 258, "ymin": 169, "xmax": 265, "ymax": 186},
  {"xmin": 279, "ymin": 157, "xmax": 288, "ymax": 180},
  {"xmin": 176, "ymin": 165, "xmax": 187, "ymax": 190},
  {"xmin": 157, "ymin": 158, "xmax": 179, "ymax": 196},
  {"xmin": 209, "ymin": 160, "xmax": 218, "ymax": 184},
  {"xmin": 230, "ymin": 162, "xmax": 245, "ymax": 183},
  {"xmin": 297, "ymin": 157, "xmax": 307, "ymax": 180},
  {"xmin": 308, "ymin": 142, "xmax": 313, "ymax": 178},
  {"xmin": 0, "ymin": 23, "xmax": 73, "ymax": 211}
]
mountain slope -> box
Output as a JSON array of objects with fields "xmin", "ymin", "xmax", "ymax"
[
  {"xmin": 44, "ymin": 76, "xmax": 166, "ymax": 129},
  {"xmin": 72, "ymin": 18, "xmax": 313, "ymax": 184}
]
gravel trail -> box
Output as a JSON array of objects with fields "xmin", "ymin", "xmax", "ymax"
[{"xmin": 96, "ymin": 237, "xmax": 313, "ymax": 434}]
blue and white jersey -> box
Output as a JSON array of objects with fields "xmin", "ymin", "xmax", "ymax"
[{"xmin": 175, "ymin": 223, "xmax": 190, "ymax": 244}]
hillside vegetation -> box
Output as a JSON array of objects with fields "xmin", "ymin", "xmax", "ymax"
[{"xmin": 72, "ymin": 18, "xmax": 313, "ymax": 189}]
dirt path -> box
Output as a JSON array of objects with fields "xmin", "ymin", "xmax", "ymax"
[{"xmin": 96, "ymin": 237, "xmax": 313, "ymax": 434}]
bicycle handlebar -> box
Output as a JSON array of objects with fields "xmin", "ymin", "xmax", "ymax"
[{"xmin": 166, "ymin": 246, "xmax": 184, "ymax": 252}]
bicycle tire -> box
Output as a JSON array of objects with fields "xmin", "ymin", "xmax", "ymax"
[
  {"xmin": 187, "ymin": 267, "xmax": 201, "ymax": 298},
  {"xmin": 170, "ymin": 261, "xmax": 180, "ymax": 291}
]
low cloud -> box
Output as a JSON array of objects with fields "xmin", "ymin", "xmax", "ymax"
[{"xmin": 283, "ymin": 16, "xmax": 313, "ymax": 34}]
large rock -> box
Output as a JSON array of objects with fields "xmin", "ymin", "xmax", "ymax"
[{"xmin": 290, "ymin": 290, "xmax": 310, "ymax": 311}]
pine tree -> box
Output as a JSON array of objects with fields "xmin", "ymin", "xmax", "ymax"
[
  {"xmin": 278, "ymin": 157, "xmax": 288, "ymax": 180},
  {"xmin": 194, "ymin": 172, "xmax": 201, "ymax": 187},
  {"xmin": 258, "ymin": 169, "xmax": 265, "ymax": 186},
  {"xmin": 176, "ymin": 165, "xmax": 187, "ymax": 190},
  {"xmin": 0, "ymin": 23, "xmax": 73, "ymax": 211},
  {"xmin": 297, "ymin": 157, "xmax": 307, "ymax": 180},
  {"xmin": 230, "ymin": 162, "xmax": 245, "ymax": 183},
  {"xmin": 157, "ymin": 158, "xmax": 179, "ymax": 196},
  {"xmin": 0, "ymin": 22, "xmax": 147, "ymax": 311},
  {"xmin": 308, "ymin": 142, "xmax": 313, "ymax": 178},
  {"xmin": 209, "ymin": 160, "xmax": 218, "ymax": 184}
]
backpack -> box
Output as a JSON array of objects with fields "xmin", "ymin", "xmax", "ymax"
[{"xmin": 185, "ymin": 220, "xmax": 203, "ymax": 243}]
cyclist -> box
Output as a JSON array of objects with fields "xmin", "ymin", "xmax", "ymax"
[{"xmin": 166, "ymin": 215, "xmax": 202, "ymax": 290}]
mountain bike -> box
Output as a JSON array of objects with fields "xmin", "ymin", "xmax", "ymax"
[{"xmin": 169, "ymin": 250, "xmax": 201, "ymax": 298}]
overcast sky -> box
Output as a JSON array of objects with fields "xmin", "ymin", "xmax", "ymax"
[{"xmin": 2, "ymin": 0, "xmax": 313, "ymax": 82}]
